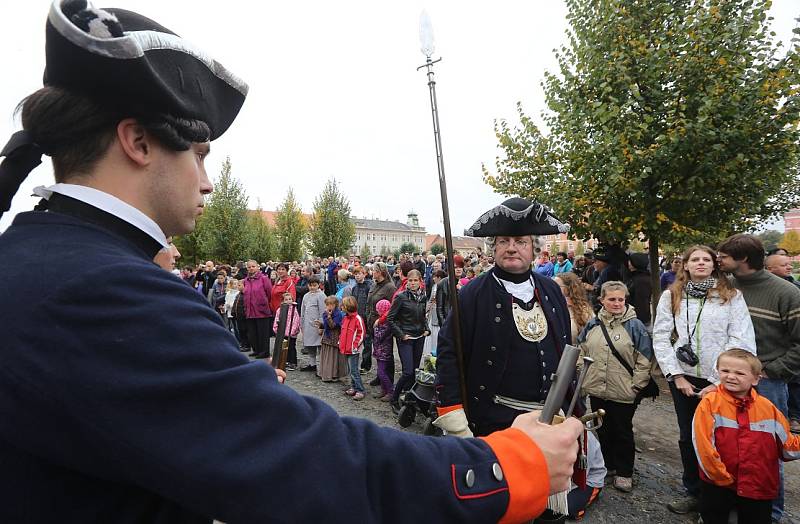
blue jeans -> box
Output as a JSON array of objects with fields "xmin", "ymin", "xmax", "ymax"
[
  {"xmin": 392, "ymin": 337, "xmax": 425, "ymax": 402},
  {"xmin": 347, "ymin": 354, "xmax": 364, "ymax": 392},
  {"xmin": 755, "ymin": 377, "xmax": 788, "ymax": 522}
]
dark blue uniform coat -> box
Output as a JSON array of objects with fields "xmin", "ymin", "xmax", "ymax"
[
  {"xmin": 436, "ymin": 271, "xmax": 573, "ymax": 435},
  {"xmin": 0, "ymin": 206, "xmax": 520, "ymax": 523}
]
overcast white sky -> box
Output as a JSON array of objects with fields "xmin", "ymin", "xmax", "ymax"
[{"xmin": 1, "ymin": 1, "xmax": 797, "ymax": 235}]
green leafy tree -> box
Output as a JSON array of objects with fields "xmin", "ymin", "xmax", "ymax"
[
  {"xmin": 484, "ymin": 0, "xmax": 800, "ymax": 317},
  {"xmin": 274, "ymin": 188, "xmax": 306, "ymax": 262},
  {"xmin": 399, "ymin": 242, "xmax": 418, "ymax": 255},
  {"xmin": 359, "ymin": 242, "xmax": 371, "ymax": 260},
  {"xmin": 196, "ymin": 157, "xmax": 250, "ymax": 264},
  {"xmin": 756, "ymin": 229, "xmax": 784, "ymax": 252},
  {"xmin": 574, "ymin": 241, "xmax": 585, "ymax": 257},
  {"xmin": 173, "ymin": 214, "xmax": 207, "ymax": 266},
  {"xmin": 245, "ymin": 202, "xmax": 275, "ymax": 263},
  {"xmin": 629, "ymin": 238, "xmax": 647, "ymax": 252},
  {"xmin": 308, "ymin": 178, "xmax": 355, "ymax": 258},
  {"xmin": 781, "ymin": 230, "xmax": 800, "ymax": 255},
  {"xmin": 430, "ymin": 243, "xmax": 445, "ymax": 256}
]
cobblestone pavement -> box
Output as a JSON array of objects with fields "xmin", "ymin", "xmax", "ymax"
[{"xmin": 278, "ymin": 347, "xmax": 798, "ymax": 524}]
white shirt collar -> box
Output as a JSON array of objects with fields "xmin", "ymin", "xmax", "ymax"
[
  {"xmin": 32, "ymin": 183, "xmax": 168, "ymax": 249},
  {"xmin": 492, "ymin": 273, "xmax": 536, "ymax": 303}
]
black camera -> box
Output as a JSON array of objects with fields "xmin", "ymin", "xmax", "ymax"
[{"xmin": 676, "ymin": 344, "xmax": 699, "ymax": 366}]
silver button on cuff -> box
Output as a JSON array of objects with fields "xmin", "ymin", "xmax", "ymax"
[
  {"xmin": 487, "ymin": 360, "xmax": 493, "ymax": 366},
  {"xmin": 492, "ymin": 463, "xmax": 504, "ymax": 482},
  {"xmin": 465, "ymin": 469, "xmax": 475, "ymax": 488},
  {"xmin": 494, "ymin": 316, "xmax": 501, "ymax": 323},
  {"xmin": 495, "ymin": 303, "xmax": 502, "ymax": 309}
]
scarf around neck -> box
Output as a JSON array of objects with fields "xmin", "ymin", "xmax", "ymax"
[{"xmin": 685, "ymin": 277, "xmax": 716, "ymax": 298}]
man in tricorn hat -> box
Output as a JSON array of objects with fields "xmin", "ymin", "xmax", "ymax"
[
  {"xmin": 434, "ymin": 197, "xmax": 584, "ymax": 520},
  {"xmin": 0, "ymin": 2, "xmax": 581, "ymax": 522},
  {"xmin": 434, "ymin": 197, "xmax": 575, "ymax": 436}
]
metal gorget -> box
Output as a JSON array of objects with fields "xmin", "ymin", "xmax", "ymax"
[{"xmin": 512, "ymin": 301, "xmax": 547, "ymax": 342}]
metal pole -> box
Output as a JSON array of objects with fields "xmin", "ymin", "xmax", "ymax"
[{"xmin": 418, "ymin": 56, "xmax": 468, "ymax": 415}]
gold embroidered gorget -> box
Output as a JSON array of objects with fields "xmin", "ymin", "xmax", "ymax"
[{"xmin": 512, "ymin": 301, "xmax": 547, "ymax": 342}]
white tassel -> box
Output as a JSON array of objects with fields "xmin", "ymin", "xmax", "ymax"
[{"xmin": 545, "ymin": 489, "xmax": 569, "ymax": 516}]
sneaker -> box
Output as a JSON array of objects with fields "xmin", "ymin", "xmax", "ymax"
[
  {"xmin": 667, "ymin": 495, "xmax": 699, "ymax": 514},
  {"xmin": 372, "ymin": 391, "xmax": 385, "ymax": 399},
  {"xmin": 390, "ymin": 400, "xmax": 401, "ymax": 414},
  {"xmin": 344, "ymin": 388, "xmax": 356, "ymax": 396},
  {"xmin": 790, "ymin": 419, "xmax": 800, "ymax": 434},
  {"xmin": 285, "ymin": 363, "xmax": 297, "ymax": 371},
  {"xmin": 379, "ymin": 394, "xmax": 392, "ymax": 402},
  {"xmin": 369, "ymin": 377, "xmax": 380, "ymax": 387},
  {"xmin": 299, "ymin": 364, "xmax": 317, "ymax": 372},
  {"xmin": 352, "ymin": 392, "xmax": 365, "ymax": 401},
  {"xmin": 612, "ymin": 476, "xmax": 633, "ymax": 493}
]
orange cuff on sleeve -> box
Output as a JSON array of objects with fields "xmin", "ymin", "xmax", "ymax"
[
  {"xmin": 437, "ymin": 404, "xmax": 464, "ymax": 417},
  {"xmin": 480, "ymin": 427, "xmax": 549, "ymax": 524}
]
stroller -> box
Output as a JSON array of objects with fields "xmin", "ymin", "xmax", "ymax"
[{"xmin": 396, "ymin": 355, "xmax": 442, "ymax": 436}]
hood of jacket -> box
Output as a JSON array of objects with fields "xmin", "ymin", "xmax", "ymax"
[{"xmin": 598, "ymin": 304, "xmax": 638, "ymax": 325}]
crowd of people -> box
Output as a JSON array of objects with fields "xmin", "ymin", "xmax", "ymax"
[
  {"xmin": 169, "ymin": 250, "xmax": 493, "ymax": 410},
  {"xmin": 161, "ymin": 229, "xmax": 800, "ymax": 524},
  {"xmin": 538, "ymin": 235, "xmax": 800, "ymax": 523}
]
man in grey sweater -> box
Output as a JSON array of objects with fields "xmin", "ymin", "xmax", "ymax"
[{"xmin": 718, "ymin": 233, "xmax": 800, "ymax": 523}]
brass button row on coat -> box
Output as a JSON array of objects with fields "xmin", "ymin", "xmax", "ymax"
[{"xmin": 464, "ymin": 463, "xmax": 504, "ymax": 488}]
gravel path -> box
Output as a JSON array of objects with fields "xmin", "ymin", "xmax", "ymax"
[{"xmin": 279, "ymin": 347, "xmax": 798, "ymax": 523}]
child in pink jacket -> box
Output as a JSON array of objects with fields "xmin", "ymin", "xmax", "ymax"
[{"xmin": 273, "ymin": 292, "xmax": 301, "ymax": 370}]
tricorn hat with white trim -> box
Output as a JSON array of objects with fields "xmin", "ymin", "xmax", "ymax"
[
  {"xmin": 464, "ymin": 197, "xmax": 570, "ymax": 237},
  {"xmin": 0, "ymin": 0, "xmax": 249, "ymax": 219},
  {"xmin": 45, "ymin": 0, "xmax": 248, "ymax": 140}
]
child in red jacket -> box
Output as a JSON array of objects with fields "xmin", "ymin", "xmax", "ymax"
[
  {"xmin": 339, "ymin": 296, "xmax": 365, "ymax": 400},
  {"xmin": 692, "ymin": 349, "xmax": 800, "ymax": 524}
]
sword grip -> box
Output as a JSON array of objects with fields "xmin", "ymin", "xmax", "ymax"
[{"xmin": 539, "ymin": 344, "xmax": 580, "ymax": 424}]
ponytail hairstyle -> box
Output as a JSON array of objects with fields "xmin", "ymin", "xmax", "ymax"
[{"xmin": 18, "ymin": 86, "xmax": 210, "ymax": 182}]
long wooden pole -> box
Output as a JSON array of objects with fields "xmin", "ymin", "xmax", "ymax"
[{"xmin": 419, "ymin": 56, "xmax": 468, "ymax": 415}]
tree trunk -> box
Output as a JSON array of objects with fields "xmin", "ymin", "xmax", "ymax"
[{"xmin": 648, "ymin": 235, "xmax": 661, "ymax": 323}]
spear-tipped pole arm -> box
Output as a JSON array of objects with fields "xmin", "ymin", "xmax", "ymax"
[{"xmin": 418, "ymin": 12, "xmax": 468, "ymax": 415}]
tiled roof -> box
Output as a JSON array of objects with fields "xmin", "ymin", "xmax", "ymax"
[
  {"xmin": 352, "ymin": 218, "xmax": 422, "ymax": 231},
  {"xmin": 250, "ymin": 210, "xmax": 312, "ymax": 227}
]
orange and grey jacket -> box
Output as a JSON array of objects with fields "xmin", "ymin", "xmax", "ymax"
[{"xmin": 692, "ymin": 386, "xmax": 800, "ymax": 500}]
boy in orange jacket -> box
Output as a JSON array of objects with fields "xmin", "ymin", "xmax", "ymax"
[
  {"xmin": 692, "ymin": 349, "xmax": 800, "ymax": 524},
  {"xmin": 339, "ymin": 296, "xmax": 366, "ymax": 400}
]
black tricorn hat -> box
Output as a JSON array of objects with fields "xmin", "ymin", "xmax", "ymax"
[
  {"xmin": 44, "ymin": 0, "xmax": 248, "ymax": 140},
  {"xmin": 464, "ymin": 197, "xmax": 570, "ymax": 237},
  {"xmin": 0, "ymin": 0, "xmax": 249, "ymax": 219}
]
